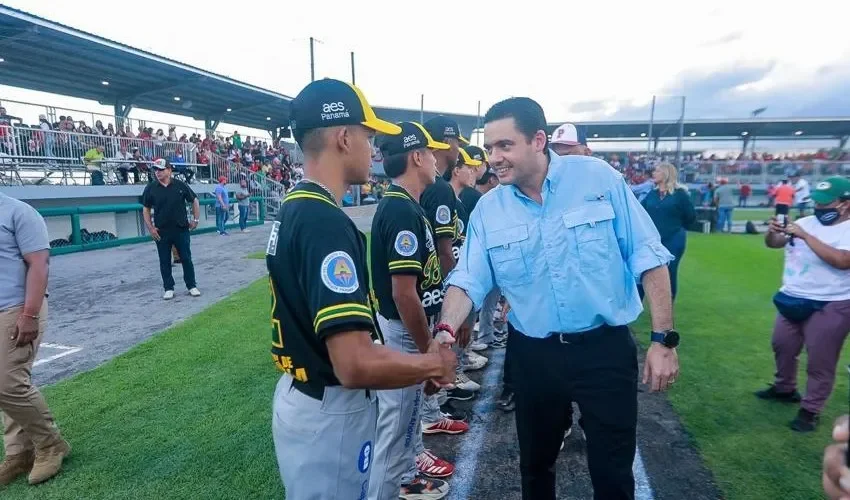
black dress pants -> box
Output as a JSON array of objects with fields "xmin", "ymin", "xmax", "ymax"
[
  {"xmin": 509, "ymin": 323, "xmax": 638, "ymax": 500},
  {"xmin": 154, "ymin": 227, "xmax": 196, "ymax": 291}
]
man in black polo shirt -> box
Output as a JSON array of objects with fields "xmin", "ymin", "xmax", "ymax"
[{"xmin": 141, "ymin": 159, "xmax": 201, "ymax": 300}]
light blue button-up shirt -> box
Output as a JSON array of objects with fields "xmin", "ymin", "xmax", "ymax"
[{"xmin": 446, "ymin": 152, "xmax": 674, "ymax": 338}]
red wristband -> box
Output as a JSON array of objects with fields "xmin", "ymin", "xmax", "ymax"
[{"xmin": 434, "ymin": 323, "xmax": 455, "ymax": 339}]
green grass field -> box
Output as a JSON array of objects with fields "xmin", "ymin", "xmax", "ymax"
[
  {"xmin": 634, "ymin": 233, "xmax": 847, "ymax": 500},
  {"xmin": 2, "ymin": 231, "xmax": 840, "ymax": 499},
  {"xmin": 732, "ymin": 208, "xmax": 773, "ymax": 221},
  {"xmin": 1, "ymin": 280, "xmax": 285, "ymax": 499}
]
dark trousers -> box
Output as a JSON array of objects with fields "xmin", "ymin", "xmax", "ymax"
[
  {"xmin": 238, "ymin": 205, "xmax": 249, "ymax": 230},
  {"xmin": 509, "ymin": 324, "xmax": 638, "ymax": 500},
  {"xmin": 639, "ymin": 228, "xmax": 686, "ymax": 301},
  {"xmin": 154, "ymin": 228, "xmax": 196, "ymax": 291}
]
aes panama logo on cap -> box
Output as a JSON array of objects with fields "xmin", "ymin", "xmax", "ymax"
[{"xmin": 321, "ymin": 101, "xmax": 349, "ymax": 121}]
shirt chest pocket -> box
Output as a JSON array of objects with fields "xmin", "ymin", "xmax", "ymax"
[
  {"xmin": 562, "ymin": 202, "xmax": 615, "ymax": 269},
  {"xmin": 486, "ymin": 225, "xmax": 532, "ymax": 287}
]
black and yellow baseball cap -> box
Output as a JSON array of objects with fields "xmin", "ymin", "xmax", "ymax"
[
  {"xmin": 289, "ymin": 78, "xmax": 401, "ymax": 136},
  {"xmin": 457, "ymin": 147, "xmax": 482, "ymax": 167},
  {"xmin": 423, "ymin": 115, "xmax": 470, "ymax": 145},
  {"xmin": 379, "ymin": 122, "xmax": 450, "ymax": 156},
  {"xmin": 463, "ymin": 145, "xmax": 489, "ymax": 164},
  {"xmin": 811, "ymin": 176, "xmax": 850, "ymax": 205}
]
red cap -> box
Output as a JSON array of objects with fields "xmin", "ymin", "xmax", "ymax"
[{"xmin": 218, "ymin": 176, "xmax": 227, "ymax": 183}]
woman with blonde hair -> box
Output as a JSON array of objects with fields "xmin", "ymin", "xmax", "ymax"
[{"xmin": 639, "ymin": 162, "xmax": 696, "ymax": 300}]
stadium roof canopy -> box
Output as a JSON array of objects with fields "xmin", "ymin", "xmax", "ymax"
[
  {"xmin": 0, "ymin": 6, "xmax": 480, "ymax": 134},
  {"xmin": 548, "ymin": 117, "xmax": 850, "ymax": 143}
]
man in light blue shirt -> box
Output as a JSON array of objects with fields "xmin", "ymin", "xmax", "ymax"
[{"xmin": 435, "ymin": 97, "xmax": 680, "ymax": 500}]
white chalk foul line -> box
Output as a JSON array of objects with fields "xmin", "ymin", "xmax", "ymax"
[
  {"xmin": 34, "ymin": 343, "xmax": 83, "ymax": 367},
  {"xmin": 446, "ymin": 347, "xmax": 655, "ymax": 500}
]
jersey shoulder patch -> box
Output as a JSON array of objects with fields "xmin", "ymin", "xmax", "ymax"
[
  {"xmin": 435, "ymin": 205, "xmax": 451, "ymax": 224},
  {"xmin": 394, "ymin": 230, "xmax": 418, "ymax": 256},
  {"xmin": 266, "ymin": 221, "xmax": 281, "ymax": 256},
  {"xmin": 320, "ymin": 251, "xmax": 359, "ymax": 294}
]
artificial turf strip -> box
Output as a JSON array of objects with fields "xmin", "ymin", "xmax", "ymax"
[
  {"xmin": 0, "ymin": 279, "xmax": 285, "ymax": 499},
  {"xmin": 633, "ymin": 233, "xmax": 849, "ymax": 500}
]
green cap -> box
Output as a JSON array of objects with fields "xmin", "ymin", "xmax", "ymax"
[{"xmin": 810, "ymin": 176, "xmax": 850, "ymax": 205}]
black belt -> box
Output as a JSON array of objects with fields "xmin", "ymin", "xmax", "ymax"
[
  {"xmin": 290, "ymin": 379, "xmax": 371, "ymax": 401},
  {"xmin": 291, "ymin": 379, "xmax": 324, "ymax": 401},
  {"xmin": 542, "ymin": 324, "xmax": 624, "ymax": 344}
]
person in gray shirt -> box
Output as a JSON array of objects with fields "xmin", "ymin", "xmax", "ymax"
[
  {"xmin": 235, "ymin": 179, "xmax": 251, "ymax": 233},
  {"xmin": 714, "ymin": 178, "xmax": 737, "ymax": 233},
  {"xmin": 0, "ymin": 192, "xmax": 71, "ymax": 486}
]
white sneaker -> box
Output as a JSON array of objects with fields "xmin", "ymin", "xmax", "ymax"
[
  {"xmin": 469, "ymin": 342, "xmax": 488, "ymax": 352},
  {"xmin": 163, "ymin": 290, "xmax": 175, "ymax": 300},
  {"xmin": 560, "ymin": 426, "xmax": 573, "ymax": 451},
  {"xmin": 188, "ymin": 288, "xmax": 201, "ymax": 297},
  {"xmin": 462, "ymin": 352, "xmax": 487, "ymax": 371},
  {"xmin": 454, "ymin": 372, "xmax": 480, "ymax": 392},
  {"xmin": 241, "ymin": 229, "xmax": 250, "ymax": 233}
]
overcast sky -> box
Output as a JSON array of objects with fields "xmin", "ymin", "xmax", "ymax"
[{"xmin": 2, "ymin": 0, "xmax": 849, "ymax": 149}]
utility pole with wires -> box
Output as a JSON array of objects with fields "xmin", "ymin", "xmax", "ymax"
[{"xmin": 309, "ymin": 37, "xmax": 315, "ymax": 82}]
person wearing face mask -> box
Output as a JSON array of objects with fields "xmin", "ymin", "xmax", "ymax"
[{"xmin": 756, "ymin": 176, "xmax": 850, "ymax": 433}]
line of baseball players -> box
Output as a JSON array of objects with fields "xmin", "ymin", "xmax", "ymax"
[{"xmin": 268, "ymin": 78, "xmax": 679, "ymax": 500}]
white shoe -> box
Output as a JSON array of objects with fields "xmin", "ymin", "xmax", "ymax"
[
  {"xmin": 188, "ymin": 288, "xmax": 201, "ymax": 297},
  {"xmin": 163, "ymin": 290, "xmax": 175, "ymax": 300},
  {"xmin": 560, "ymin": 426, "xmax": 572, "ymax": 451},
  {"xmin": 241, "ymin": 229, "xmax": 250, "ymax": 233},
  {"xmin": 462, "ymin": 352, "xmax": 487, "ymax": 371},
  {"xmin": 454, "ymin": 372, "xmax": 480, "ymax": 392},
  {"xmin": 469, "ymin": 342, "xmax": 487, "ymax": 352}
]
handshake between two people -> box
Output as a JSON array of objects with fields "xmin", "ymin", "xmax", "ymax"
[{"xmin": 423, "ymin": 321, "xmax": 471, "ymax": 395}]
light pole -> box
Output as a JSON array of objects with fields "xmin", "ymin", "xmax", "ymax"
[{"xmin": 751, "ymin": 107, "xmax": 766, "ymax": 155}]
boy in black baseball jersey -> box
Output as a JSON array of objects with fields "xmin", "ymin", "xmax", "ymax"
[
  {"xmin": 369, "ymin": 122, "xmax": 462, "ymax": 500},
  {"xmin": 267, "ymin": 79, "xmax": 457, "ymax": 500},
  {"xmin": 417, "ymin": 115, "xmax": 476, "ymax": 453},
  {"xmin": 459, "ymin": 145, "xmax": 488, "ymax": 213}
]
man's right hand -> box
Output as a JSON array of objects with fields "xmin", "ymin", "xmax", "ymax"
[
  {"xmin": 823, "ymin": 415, "xmax": 850, "ymax": 499},
  {"xmin": 149, "ymin": 228, "xmax": 160, "ymax": 241}
]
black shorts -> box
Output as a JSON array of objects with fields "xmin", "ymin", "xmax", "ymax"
[{"xmin": 775, "ymin": 204, "xmax": 789, "ymax": 216}]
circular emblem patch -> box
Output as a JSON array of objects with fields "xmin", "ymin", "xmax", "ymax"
[
  {"xmin": 456, "ymin": 219, "xmax": 465, "ymax": 236},
  {"xmin": 394, "ymin": 231, "xmax": 418, "ymax": 257},
  {"xmin": 436, "ymin": 205, "xmax": 451, "ymax": 225},
  {"xmin": 816, "ymin": 181, "xmax": 831, "ymax": 190},
  {"xmin": 320, "ymin": 251, "xmax": 359, "ymax": 294},
  {"xmin": 358, "ymin": 441, "xmax": 372, "ymax": 473}
]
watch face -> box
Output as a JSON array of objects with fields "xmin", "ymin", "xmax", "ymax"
[{"xmin": 665, "ymin": 331, "xmax": 680, "ymax": 348}]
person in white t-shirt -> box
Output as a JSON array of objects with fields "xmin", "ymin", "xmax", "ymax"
[
  {"xmin": 791, "ymin": 172, "xmax": 811, "ymax": 217},
  {"xmin": 756, "ymin": 176, "xmax": 850, "ymax": 433}
]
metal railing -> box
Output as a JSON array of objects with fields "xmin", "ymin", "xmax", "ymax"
[
  {"xmin": 206, "ymin": 151, "xmax": 287, "ymax": 219},
  {"xmin": 676, "ymin": 160, "xmax": 850, "ymax": 186},
  {"xmin": 0, "ymin": 98, "xmax": 253, "ymax": 144},
  {"xmin": 0, "ymin": 124, "xmax": 208, "ymax": 185}
]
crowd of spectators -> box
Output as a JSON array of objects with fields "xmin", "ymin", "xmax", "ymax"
[{"xmin": 0, "ymin": 105, "xmax": 306, "ymax": 191}]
